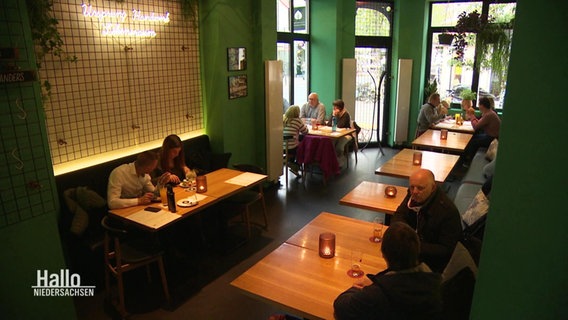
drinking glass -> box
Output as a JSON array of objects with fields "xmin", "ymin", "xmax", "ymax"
[
  {"xmin": 159, "ymin": 185, "xmax": 168, "ymax": 207},
  {"xmin": 348, "ymin": 250, "xmax": 364, "ymax": 278},
  {"xmin": 186, "ymin": 170, "xmax": 197, "ymax": 188},
  {"xmin": 185, "ymin": 186, "xmax": 197, "ymax": 203},
  {"xmin": 371, "ymin": 217, "xmax": 384, "ymax": 243}
]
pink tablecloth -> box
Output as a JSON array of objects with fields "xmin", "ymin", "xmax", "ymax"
[{"xmin": 296, "ymin": 135, "xmax": 339, "ymax": 179}]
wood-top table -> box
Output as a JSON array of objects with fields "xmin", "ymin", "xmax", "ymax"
[
  {"xmin": 412, "ymin": 129, "xmax": 472, "ymax": 153},
  {"xmin": 433, "ymin": 119, "xmax": 474, "ymax": 133},
  {"xmin": 307, "ymin": 126, "xmax": 356, "ymax": 139},
  {"xmin": 231, "ymin": 212, "xmax": 388, "ymax": 320},
  {"xmin": 339, "ymin": 181, "xmax": 407, "ymax": 215},
  {"xmin": 108, "ymin": 168, "xmax": 266, "ymax": 230},
  {"xmin": 375, "ymin": 148, "xmax": 460, "ymax": 183}
]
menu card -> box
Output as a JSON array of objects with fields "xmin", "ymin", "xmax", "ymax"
[
  {"xmin": 225, "ymin": 172, "xmax": 265, "ymax": 186},
  {"xmin": 126, "ymin": 209, "xmax": 181, "ymax": 229}
]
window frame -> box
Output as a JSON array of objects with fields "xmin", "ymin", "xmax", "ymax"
[
  {"xmin": 277, "ymin": 1, "xmax": 310, "ymax": 105},
  {"xmin": 425, "ymin": 0, "xmax": 515, "ymax": 111}
]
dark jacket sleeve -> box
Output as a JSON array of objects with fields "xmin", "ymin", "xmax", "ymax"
[
  {"xmin": 418, "ymin": 189, "xmax": 463, "ymax": 272},
  {"xmin": 333, "ymin": 284, "xmax": 388, "ymax": 320},
  {"xmin": 419, "ymin": 206, "xmax": 462, "ymax": 265},
  {"xmin": 392, "ymin": 191, "xmax": 413, "ymax": 225}
]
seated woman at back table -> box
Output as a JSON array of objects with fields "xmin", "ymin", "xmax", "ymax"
[
  {"xmin": 283, "ymin": 105, "xmax": 308, "ymax": 176},
  {"xmin": 153, "ymin": 134, "xmax": 192, "ymax": 185},
  {"xmin": 462, "ymin": 97, "xmax": 501, "ymax": 166},
  {"xmin": 326, "ymin": 99, "xmax": 351, "ymax": 129},
  {"xmin": 326, "ymin": 99, "xmax": 353, "ymax": 159}
]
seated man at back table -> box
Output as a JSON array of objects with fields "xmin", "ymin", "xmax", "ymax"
[
  {"xmin": 392, "ymin": 169, "xmax": 462, "ymax": 273},
  {"xmin": 300, "ymin": 92, "xmax": 326, "ymax": 125},
  {"xmin": 333, "ymin": 222, "xmax": 443, "ymax": 320},
  {"xmin": 107, "ymin": 151, "xmax": 160, "ymax": 209}
]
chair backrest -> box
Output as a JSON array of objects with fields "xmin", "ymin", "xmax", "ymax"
[
  {"xmin": 101, "ymin": 216, "xmax": 127, "ymax": 267},
  {"xmin": 351, "ymin": 120, "xmax": 361, "ymax": 135},
  {"xmin": 233, "ymin": 164, "xmax": 265, "ymax": 175},
  {"xmin": 101, "ymin": 216, "xmax": 128, "ymax": 239}
]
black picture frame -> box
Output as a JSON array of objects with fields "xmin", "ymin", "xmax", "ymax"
[
  {"xmin": 228, "ymin": 75, "xmax": 247, "ymax": 99},
  {"xmin": 227, "ymin": 47, "xmax": 247, "ymax": 71}
]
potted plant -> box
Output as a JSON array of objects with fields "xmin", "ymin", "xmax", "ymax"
[
  {"xmin": 452, "ymin": 10, "xmax": 513, "ymax": 75},
  {"xmin": 459, "ymin": 89, "xmax": 476, "ymax": 110},
  {"xmin": 423, "ymin": 79, "xmax": 438, "ymax": 104},
  {"xmin": 438, "ymin": 33, "xmax": 455, "ymax": 45}
]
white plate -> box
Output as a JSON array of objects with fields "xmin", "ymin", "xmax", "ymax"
[{"xmin": 177, "ymin": 198, "xmax": 198, "ymax": 207}]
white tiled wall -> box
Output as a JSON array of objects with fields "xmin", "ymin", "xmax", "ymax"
[{"xmin": 41, "ymin": 0, "xmax": 203, "ymax": 167}]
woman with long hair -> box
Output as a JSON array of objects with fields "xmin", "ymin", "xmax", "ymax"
[
  {"xmin": 154, "ymin": 134, "xmax": 191, "ymax": 185},
  {"xmin": 283, "ymin": 105, "xmax": 308, "ymax": 175}
]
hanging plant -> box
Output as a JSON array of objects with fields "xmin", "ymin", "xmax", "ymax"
[
  {"xmin": 453, "ymin": 10, "xmax": 513, "ymax": 75},
  {"xmin": 26, "ymin": 0, "xmax": 77, "ymax": 99},
  {"xmin": 180, "ymin": 0, "xmax": 199, "ymax": 28},
  {"xmin": 438, "ymin": 33, "xmax": 455, "ymax": 45}
]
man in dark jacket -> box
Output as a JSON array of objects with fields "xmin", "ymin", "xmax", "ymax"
[
  {"xmin": 392, "ymin": 169, "xmax": 462, "ymax": 272},
  {"xmin": 333, "ymin": 222, "xmax": 443, "ymax": 320}
]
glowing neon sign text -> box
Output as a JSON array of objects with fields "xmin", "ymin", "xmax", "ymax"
[{"xmin": 81, "ymin": 4, "xmax": 170, "ymax": 38}]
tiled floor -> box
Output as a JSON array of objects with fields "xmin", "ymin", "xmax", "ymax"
[{"xmin": 73, "ymin": 146, "xmax": 464, "ymax": 319}]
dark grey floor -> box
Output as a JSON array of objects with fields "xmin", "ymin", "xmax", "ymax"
[{"xmin": 74, "ymin": 146, "xmax": 465, "ymax": 319}]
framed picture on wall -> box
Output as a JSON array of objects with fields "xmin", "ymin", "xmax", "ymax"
[
  {"xmin": 227, "ymin": 47, "xmax": 247, "ymax": 71},
  {"xmin": 228, "ymin": 75, "xmax": 247, "ymax": 99}
]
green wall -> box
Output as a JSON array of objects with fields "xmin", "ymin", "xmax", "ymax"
[
  {"xmin": 388, "ymin": 0, "xmax": 429, "ymax": 146},
  {"xmin": 311, "ymin": 0, "xmax": 356, "ymax": 116},
  {"xmin": 0, "ymin": 0, "xmax": 75, "ymax": 318},
  {"xmin": 470, "ymin": 1, "xmax": 568, "ymax": 318},
  {"xmin": 200, "ymin": 0, "xmax": 272, "ymax": 168}
]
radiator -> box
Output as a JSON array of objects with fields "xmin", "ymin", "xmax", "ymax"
[
  {"xmin": 394, "ymin": 59, "xmax": 413, "ymax": 144},
  {"xmin": 342, "ymin": 58, "xmax": 357, "ymax": 117},
  {"xmin": 265, "ymin": 60, "xmax": 284, "ymax": 181}
]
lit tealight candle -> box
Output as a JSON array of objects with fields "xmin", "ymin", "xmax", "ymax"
[
  {"xmin": 196, "ymin": 176, "xmax": 207, "ymax": 193},
  {"xmin": 384, "ymin": 185, "xmax": 397, "ymax": 198},
  {"xmin": 413, "ymin": 152, "xmax": 422, "ymax": 166},
  {"xmin": 440, "ymin": 129, "xmax": 448, "ymax": 140},
  {"xmin": 319, "ymin": 232, "xmax": 335, "ymax": 259}
]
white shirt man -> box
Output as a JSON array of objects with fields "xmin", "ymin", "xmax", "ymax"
[{"xmin": 107, "ymin": 151, "xmax": 158, "ymax": 209}]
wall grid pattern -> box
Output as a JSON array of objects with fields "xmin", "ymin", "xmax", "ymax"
[
  {"xmin": 41, "ymin": 0, "xmax": 203, "ymax": 166},
  {"xmin": 1, "ymin": 0, "xmax": 57, "ymax": 227}
]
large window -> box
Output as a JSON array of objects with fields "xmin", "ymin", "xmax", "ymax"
[
  {"xmin": 355, "ymin": 1, "xmax": 393, "ymax": 145},
  {"xmin": 277, "ymin": 0, "xmax": 309, "ymax": 106},
  {"xmin": 427, "ymin": 1, "xmax": 516, "ymax": 110}
]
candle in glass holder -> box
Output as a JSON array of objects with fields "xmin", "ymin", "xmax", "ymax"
[
  {"xmin": 319, "ymin": 232, "xmax": 335, "ymax": 259},
  {"xmin": 440, "ymin": 129, "xmax": 448, "ymax": 140},
  {"xmin": 412, "ymin": 152, "xmax": 422, "ymax": 166},
  {"xmin": 196, "ymin": 176, "xmax": 207, "ymax": 193},
  {"xmin": 384, "ymin": 185, "xmax": 397, "ymax": 198}
]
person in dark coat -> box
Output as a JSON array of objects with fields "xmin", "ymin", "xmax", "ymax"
[
  {"xmin": 392, "ymin": 169, "xmax": 462, "ymax": 273},
  {"xmin": 333, "ymin": 222, "xmax": 443, "ymax": 320}
]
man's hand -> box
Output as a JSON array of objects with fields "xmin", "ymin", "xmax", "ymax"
[
  {"xmin": 352, "ymin": 276, "xmax": 373, "ymax": 289},
  {"xmin": 138, "ymin": 192, "xmax": 154, "ymax": 205}
]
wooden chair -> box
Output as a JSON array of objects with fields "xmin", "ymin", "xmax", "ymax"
[
  {"xmin": 101, "ymin": 216, "xmax": 170, "ymax": 318},
  {"xmin": 350, "ymin": 120, "xmax": 362, "ymax": 163},
  {"xmin": 224, "ymin": 164, "xmax": 268, "ymax": 238}
]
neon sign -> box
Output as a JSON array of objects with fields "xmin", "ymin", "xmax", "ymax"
[{"xmin": 81, "ymin": 4, "xmax": 170, "ymax": 38}]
